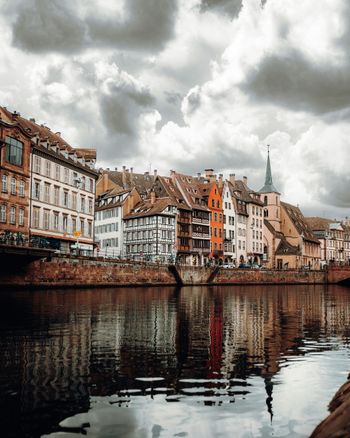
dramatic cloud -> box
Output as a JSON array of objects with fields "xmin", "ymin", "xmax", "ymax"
[
  {"xmin": 1, "ymin": 0, "xmax": 350, "ymax": 218},
  {"xmin": 9, "ymin": 0, "xmax": 179, "ymax": 54},
  {"xmin": 200, "ymin": 0, "xmax": 243, "ymax": 18},
  {"xmin": 11, "ymin": 0, "xmax": 86, "ymax": 54}
]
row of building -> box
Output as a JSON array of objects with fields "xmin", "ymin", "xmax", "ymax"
[
  {"xmin": 0, "ymin": 107, "xmax": 98, "ymax": 252},
  {"xmin": 1, "ymin": 106, "xmax": 349, "ymax": 268}
]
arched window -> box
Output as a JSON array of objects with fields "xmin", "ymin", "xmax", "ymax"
[
  {"xmin": 264, "ymin": 209, "xmax": 268, "ymax": 218},
  {"xmin": 264, "ymin": 196, "xmax": 268, "ymax": 205}
]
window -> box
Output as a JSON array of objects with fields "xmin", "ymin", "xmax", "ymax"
[
  {"xmin": 89, "ymin": 178, "xmax": 94, "ymax": 192},
  {"xmin": 88, "ymin": 221, "xmax": 92, "ymax": 237},
  {"xmin": 34, "ymin": 156, "xmax": 41, "ymax": 174},
  {"xmin": 88, "ymin": 198, "xmax": 93, "ymax": 214},
  {"xmin": 43, "ymin": 210, "xmax": 50, "ymax": 230},
  {"xmin": 44, "ymin": 183, "xmax": 50, "ymax": 203},
  {"xmin": 81, "ymin": 196, "xmax": 85, "ymax": 213},
  {"xmin": 63, "ymin": 191, "xmax": 69, "ymax": 208},
  {"xmin": 9, "ymin": 207, "xmax": 16, "ymax": 224},
  {"xmin": 63, "ymin": 215, "xmax": 68, "ymax": 232},
  {"xmin": 2, "ymin": 174, "xmax": 7, "ymax": 192},
  {"xmin": 72, "ymin": 192, "xmax": 77, "ymax": 210},
  {"xmin": 11, "ymin": 178, "xmax": 16, "ymax": 195},
  {"xmin": 19, "ymin": 208, "xmax": 24, "ymax": 226},
  {"xmin": 72, "ymin": 217, "xmax": 77, "ymax": 232},
  {"xmin": 19, "ymin": 180, "xmax": 25, "ymax": 197},
  {"xmin": 0, "ymin": 205, "xmax": 6, "ymax": 223},
  {"xmin": 53, "ymin": 212, "xmax": 59, "ymax": 231},
  {"xmin": 33, "ymin": 207, "xmax": 40, "ymax": 228},
  {"xmin": 55, "ymin": 165, "xmax": 60, "ymax": 181},
  {"xmin": 5, "ymin": 137, "xmax": 23, "ymax": 166},
  {"xmin": 33, "ymin": 181, "xmax": 40, "ymax": 200},
  {"xmin": 64, "ymin": 168, "xmax": 69, "ymax": 183},
  {"xmin": 54, "ymin": 186, "xmax": 60, "ymax": 205},
  {"xmin": 45, "ymin": 160, "xmax": 51, "ymax": 177},
  {"xmin": 80, "ymin": 219, "xmax": 85, "ymax": 236}
]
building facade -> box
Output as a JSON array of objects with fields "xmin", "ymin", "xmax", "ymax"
[
  {"xmin": 95, "ymin": 187, "xmax": 141, "ymax": 257},
  {"xmin": 123, "ymin": 193, "xmax": 177, "ymax": 262},
  {"xmin": 0, "ymin": 108, "xmax": 32, "ymax": 241}
]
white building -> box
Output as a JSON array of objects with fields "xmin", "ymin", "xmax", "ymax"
[
  {"xmin": 28, "ymin": 126, "xmax": 98, "ymax": 253},
  {"xmin": 222, "ymin": 179, "xmax": 236, "ymax": 264},
  {"xmin": 123, "ymin": 193, "xmax": 177, "ymax": 262},
  {"xmin": 94, "ymin": 187, "xmax": 140, "ymax": 257}
]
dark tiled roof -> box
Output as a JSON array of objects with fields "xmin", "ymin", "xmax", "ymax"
[
  {"xmin": 105, "ymin": 170, "xmax": 155, "ymax": 196},
  {"xmin": 172, "ymin": 172, "xmax": 210, "ymax": 212},
  {"xmin": 264, "ymin": 219, "xmax": 284, "ymax": 238},
  {"xmin": 304, "ymin": 217, "xmax": 333, "ymax": 232},
  {"xmin": 281, "ymin": 202, "xmax": 320, "ymax": 244},
  {"xmin": 153, "ymin": 176, "xmax": 191, "ymax": 210},
  {"xmin": 124, "ymin": 197, "xmax": 176, "ymax": 219},
  {"xmin": 275, "ymin": 238, "xmax": 300, "ymax": 255}
]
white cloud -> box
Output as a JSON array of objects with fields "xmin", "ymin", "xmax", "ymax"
[{"xmin": 1, "ymin": 0, "xmax": 350, "ymax": 217}]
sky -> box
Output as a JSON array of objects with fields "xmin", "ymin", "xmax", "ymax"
[{"xmin": 0, "ymin": 0, "xmax": 349, "ymax": 219}]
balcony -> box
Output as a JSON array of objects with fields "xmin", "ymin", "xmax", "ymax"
[{"xmin": 192, "ymin": 217, "xmax": 209, "ymax": 225}]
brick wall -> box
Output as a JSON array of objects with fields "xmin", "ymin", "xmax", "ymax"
[{"xmin": 0, "ymin": 256, "xmax": 177, "ymax": 288}]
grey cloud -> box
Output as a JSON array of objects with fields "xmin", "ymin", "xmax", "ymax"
[
  {"xmin": 200, "ymin": 0, "xmax": 242, "ymax": 18},
  {"xmin": 240, "ymin": 48, "xmax": 350, "ymax": 116},
  {"xmin": 317, "ymin": 172, "xmax": 350, "ymax": 209},
  {"xmin": 87, "ymin": 0, "xmax": 179, "ymax": 52},
  {"xmin": 100, "ymin": 80, "xmax": 155, "ymax": 137},
  {"xmin": 12, "ymin": 0, "xmax": 86, "ymax": 54},
  {"xmin": 10, "ymin": 0, "xmax": 178, "ymax": 54},
  {"xmin": 184, "ymin": 87, "xmax": 202, "ymax": 116}
]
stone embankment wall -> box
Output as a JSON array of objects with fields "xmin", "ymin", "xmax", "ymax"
[
  {"xmin": 326, "ymin": 265, "xmax": 350, "ymax": 284},
  {"xmin": 0, "ymin": 255, "xmax": 337, "ymax": 288},
  {"xmin": 214, "ymin": 268, "xmax": 325, "ymax": 285},
  {"xmin": 0, "ymin": 256, "xmax": 177, "ymax": 288}
]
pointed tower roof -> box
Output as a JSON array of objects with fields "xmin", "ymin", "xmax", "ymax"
[{"xmin": 259, "ymin": 146, "xmax": 279, "ymax": 193}]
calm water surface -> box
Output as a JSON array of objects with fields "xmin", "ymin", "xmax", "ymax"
[{"xmin": 0, "ymin": 284, "xmax": 350, "ymax": 438}]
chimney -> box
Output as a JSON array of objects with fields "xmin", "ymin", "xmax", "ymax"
[
  {"xmin": 130, "ymin": 167, "xmax": 133, "ymax": 184},
  {"xmin": 102, "ymin": 172, "xmax": 109, "ymax": 192},
  {"xmin": 229, "ymin": 173, "xmax": 235, "ymax": 184},
  {"xmin": 29, "ymin": 118, "xmax": 36, "ymax": 123},
  {"xmin": 150, "ymin": 190, "xmax": 156, "ymax": 205},
  {"xmin": 122, "ymin": 165, "xmax": 126, "ymax": 186},
  {"xmin": 197, "ymin": 172, "xmax": 201, "ymax": 178},
  {"xmin": 243, "ymin": 176, "xmax": 248, "ymax": 186},
  {"xmin": 55, "ymin": 132, "xmax": 61, "ymax": 137},
  {"xmin": 204, "ymin": 168, "xmax": 214, "ymax": 178},
  {"xmin": 154, "ymin": 169, "xmax": 157, "ymax": 178},
  {"xmin": 114, "ymin": 167, "xmax": 118, "ymax": 171},
  {"xmin": 218, "ymin": 174, "xmax": 223, "ymax": 188},
  {"xmin": 144, "ymin": 171, "xmax": 149, "ymax": 176}
]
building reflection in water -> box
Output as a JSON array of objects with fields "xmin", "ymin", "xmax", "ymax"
[{"xmin": 0, "ymin": 284, "xmax": 350, "ymax": 437}]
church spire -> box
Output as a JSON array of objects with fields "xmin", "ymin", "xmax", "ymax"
[{"xmin": 259, "ymin": 145, "xmax": 279, "ymax": 193}]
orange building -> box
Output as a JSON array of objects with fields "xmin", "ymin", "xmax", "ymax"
[{"xmin": 198, "ymin": 177, "xmax": 224, "ymax": 261}]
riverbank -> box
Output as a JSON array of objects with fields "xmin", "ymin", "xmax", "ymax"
[
  {"xmin": 311, "ymin": 374, "xmax": 350, "ymax": 437},
  {"xmin": 0, "ymin": 254, "xmax": 349, "ymax": 288}
]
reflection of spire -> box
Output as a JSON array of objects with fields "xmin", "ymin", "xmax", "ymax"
[
  {"xmin": 264, "ymin": 376, "xmax": 273, "ymax": 422},
  {"xmin": 259, "ymin": 145, "xmax": 279, "ymax": 193}
]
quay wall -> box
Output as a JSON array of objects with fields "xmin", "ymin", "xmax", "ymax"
[
  {"xmin": 0, "ymin": 256, "xmax": 177, "ymax": 288},
  {"xmin": 0, "ymin": 255, "xmax": 337, "ymax": 288},
  {"xmin": 214, "ymin": 268, "xmax": 325, "ymax": 285}
]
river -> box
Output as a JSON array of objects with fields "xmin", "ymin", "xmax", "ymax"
[{"xmin": 0, "ymin": 284, "xmax": 349, "ymax": 438}]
